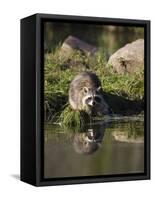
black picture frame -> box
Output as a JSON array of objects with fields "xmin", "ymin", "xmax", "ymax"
[{"xmin": 20, "ymin": 13, "xmax": 150, "ymax": 186}]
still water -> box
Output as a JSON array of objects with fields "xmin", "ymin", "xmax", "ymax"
[{"xmin": 44, "ymin": 116, "xmax": 144, "ymax": 178}]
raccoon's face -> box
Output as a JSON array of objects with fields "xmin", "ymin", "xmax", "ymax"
[
  {"xmin": 82, "ymin": 86, "xmax": 101, "ymax": 105},
  {"xmin": 82, "ymin": 86, "xmax": 110, "ymax": 115}
]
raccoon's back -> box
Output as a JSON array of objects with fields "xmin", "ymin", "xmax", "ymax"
[{"xmin": 70, "ymin": 71, "xmax": 101, "ymax": 90}]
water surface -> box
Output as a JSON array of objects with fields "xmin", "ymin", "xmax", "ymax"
[{"xmin": 44, "ymin": 117, "xmax": 144, "ymax": 178}]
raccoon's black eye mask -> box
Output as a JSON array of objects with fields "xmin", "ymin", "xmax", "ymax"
[
  {"xmin": 86, "ymin": 96, "xmax": 102, "ymax": 103},
  {"xmin": 94, "ymin": 96, "xmax": 102, "ymax": 103},
  {"xmin": 86, "ymin": 97, "xmax": 92, "ymax": 101}
]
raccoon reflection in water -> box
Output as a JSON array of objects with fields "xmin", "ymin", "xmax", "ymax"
[{"xmin": 73, "ymin": 124, "xmax": 106, "ymax": 155}]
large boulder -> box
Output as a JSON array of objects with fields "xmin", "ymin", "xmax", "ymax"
[
  {"xmin": 59, "ymin": 35, "xmax": 98, "ymax": 58},
  {"xmin": 107, "ymin": 39, "xmax": 144, "ymax": 74}
]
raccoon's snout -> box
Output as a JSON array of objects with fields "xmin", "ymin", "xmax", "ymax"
[
  {"xmin": 87, "ymin": 99, "xmax": 96, "ymax": 107},
  {"xmin": 85, "ymin": 96, "xmax": 102, "ymax": 107},
  {"xmin": 92, "ymin": 101, "xmax": 96, "ymax": 106}
]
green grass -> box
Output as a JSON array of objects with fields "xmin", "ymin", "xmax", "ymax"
[
  {"xmin": 44, "ymin": 47, "xmax": 144, "ymax": 125},
  {"xmin": 57, "ymin": 105, "xmax": 91, "ymax": 128},
  {"xmin": 101, "ymin": 70, "xmax": 144, "ymax": 100}
]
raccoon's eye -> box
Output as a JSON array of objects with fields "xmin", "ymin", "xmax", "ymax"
[
  {"xmin": 83, "ymin": 87, "xmax": 88, "ymax": 94},
  {"xmin": 87, "ymin": 97, "xmax": 92, "ymax": 101}
]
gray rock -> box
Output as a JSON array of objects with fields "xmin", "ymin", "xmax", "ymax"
[
  {"xmin": 59, "ymin": 35, "xmax": 98, "ymax": 58},
  {"xmin": 107, "ymin": 39, "xmax": 144, "ymax": 74}
]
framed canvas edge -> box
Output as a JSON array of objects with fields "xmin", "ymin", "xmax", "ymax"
[{"xmin": 32, "ymin": 13, "xmax": 150, "ymax": 186}]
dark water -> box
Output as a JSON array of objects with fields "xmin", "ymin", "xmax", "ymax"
[{"xmin": 44, "ymin": 117, "xmax": 144, "ymax": 178}]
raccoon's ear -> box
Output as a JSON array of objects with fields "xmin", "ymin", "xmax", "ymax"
[
  {"xmin": 83, "ymin": 87, "xmax": 89, "ymax": 93},
  {"xmin": 97, "ymin": 86, "xmax": 102, "ymax": 92}
]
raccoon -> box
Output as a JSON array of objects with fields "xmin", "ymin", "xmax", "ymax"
[{"xmin": 69, "ymin": 71, "xmax": 110, "ymax": 115}]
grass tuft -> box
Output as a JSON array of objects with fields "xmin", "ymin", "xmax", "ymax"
[{"xmin": 57, "ymin": 105, "xmax": 91, "ymax": 128}]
